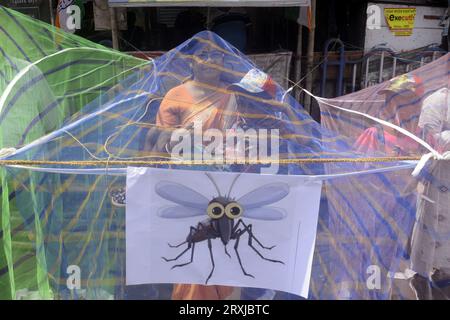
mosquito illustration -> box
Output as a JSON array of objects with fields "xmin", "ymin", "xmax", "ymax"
[{"xmin": 155, "ymin": 172, "xmax": 289, "ymax": 284}]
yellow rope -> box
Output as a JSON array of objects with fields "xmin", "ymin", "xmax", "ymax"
[{"xmin": 0, "ymin": 156, "xmax": 421, "ymax": 167}]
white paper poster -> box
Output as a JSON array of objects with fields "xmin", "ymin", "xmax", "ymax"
[{"xmin": 126, "ymin": 167, "xmax": 322, "ymax": 298}]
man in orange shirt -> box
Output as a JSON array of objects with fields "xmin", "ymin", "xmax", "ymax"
[
  {"xmin": 143, "ymin": 47, "xmax": 239, "ymax": 159},
  {"xmin": 155, "ymin": 57, "xmax": 237, "ymax": 130}
]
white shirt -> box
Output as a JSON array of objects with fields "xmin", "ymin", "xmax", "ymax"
[{"xmin": 418, "ymin": 87, "xmax": 450, "ymax": 151}]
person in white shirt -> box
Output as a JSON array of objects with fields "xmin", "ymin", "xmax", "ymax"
[{"xmin": 409, "ymin": 87, "xmax": 450, "ymax": 299}]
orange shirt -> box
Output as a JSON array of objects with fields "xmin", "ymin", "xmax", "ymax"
[
  {"xmin": 156, "ymin": 81, "xmax": 238, "ymax": 131},
  {"xmin": 172, "ymin": 284, "xmax": 234, "ymax": 300}
]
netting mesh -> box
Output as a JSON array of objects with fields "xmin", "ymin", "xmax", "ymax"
[{"xmin": 0, "ymin": 6, "xmax": 449, "ymax": 299}]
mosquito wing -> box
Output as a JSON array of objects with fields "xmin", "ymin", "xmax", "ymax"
[
  {"xmin": 155, "ymin": 181, "xmax": 209, "ymax": 209},
  {"xmin": 157, "ymin": 205, "xmax": 205, "ymax": 219},
  {"xmin": 238, "ymin": 182, "xmax": 290, "ymax": 209},
  {"xmin": 244, "ymin": 207, "xmax": 287, "ymax": 220}
]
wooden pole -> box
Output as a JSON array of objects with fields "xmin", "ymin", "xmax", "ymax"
[
  {"xmin": 48, "ymin": 0, "xmax": 55, "ymax": 26},
  {"xmin": 304, "ymin": 0, "xmax": 316, "ymax": 114},
  {"xmin": 109, "ymin": 7, "xmax": 119, "ymax": 50},
  {"xmin": 294, "ymin": 14, "xmax": 303, "ymax": 102},
  {"xmin": 206, "ymin": 7, "xmax": 211, "ymax": 30}
]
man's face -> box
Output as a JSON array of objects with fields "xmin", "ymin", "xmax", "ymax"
[
  {"xmin": 192, "ymin": 48, "xmax": 224, "ymax": 83},
  {"xmin": 385, "ymin": 90, "xmax": 417, "ymax": 125}
]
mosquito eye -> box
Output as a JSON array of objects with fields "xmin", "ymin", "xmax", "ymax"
[
  {"xmin": 207, "ymin": 202, "xmax": 224, "ymax": 219},
  {"xmin": 225, "ymin": 202, "xmax": 243, "ymax": 219}
]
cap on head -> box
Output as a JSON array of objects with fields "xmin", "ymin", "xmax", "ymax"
[
  {"xmin": 230, "ymin": 68, "xmax": 277, "ymax": 97},
  {"xmin": 379, "ymin": 74, "xmax": 424, "ymax": 97}
]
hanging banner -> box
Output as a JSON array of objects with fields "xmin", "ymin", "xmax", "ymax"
[
  {"xmin": 297, "ymin": 5, "xmax": 312, "ymax": 30},
  {"xmin": 93, "ymin": 0, "xmax": 127, "ymax": 30},
  {"xmin": 108, "ymin": 0, "xmax": 311, "ymax": 7},
  {"xmin": 384, "ymin": 7, "xmax": 417, "ymax": 36},
  {"xmin": 125, "ymin": 167, "xmax": 322, "ymax": 298}
]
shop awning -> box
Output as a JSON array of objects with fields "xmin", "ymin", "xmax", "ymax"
[{"xmin": 108, "ymin": 0, "xmax": 310, "ymax": 7}]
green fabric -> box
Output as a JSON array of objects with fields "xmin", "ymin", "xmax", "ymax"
[
  {"xmin": 0, "ymin": 6, "xmax": 145, "ymax": 299},
  {"xmin": 1, "ymin": 168, "xmax": 14, "ymax": 299}
]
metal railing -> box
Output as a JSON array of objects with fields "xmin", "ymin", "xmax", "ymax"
[
  {"xmin": 319, "ymin": 40, "xmax": 447, "ymax": 98},
  {"xmin": 361, "ymin": 44, "xmax": 446, "ymax": 89}
]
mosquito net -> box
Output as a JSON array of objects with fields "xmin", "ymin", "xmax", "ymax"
[{"xmin": 0, "ymin": 6, "xmax": 449, "ymax": 300}]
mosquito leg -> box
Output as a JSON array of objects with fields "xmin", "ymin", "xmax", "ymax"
[
  {"xmin": 162, "ymin": 242, "xmax": 192, "ymax": 262},
  {"xmin": 248, "ymin": 224, "xmax": 276, "ymax": 250},
  {"xmin": 168, "ymin": 240, "xmax": 187, "ymax": 248},
  {"xmin": 205, "ymin": 239, "xmax": 215, "ymax": 284},
  {"xmin": 233, "ymin": 230, "xmax": 255, "ymax": 279},
  {"xmin": 245, "ymin": 227, "xmax": 284, "ymax": 265},
  {"xmin": 224, "ymin": 245, "xmax": 231, "ymax": 258},
  {"xmin": 234, "ymin": 219, "xmax": 275, "ymax": 250},
  {"xmin": 163, "ymin": 226, "xmax": 197, "ymax": 261},
  {"xmin": 171, "ymin": 243, "xmax": 196, "ymax": 269}
]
